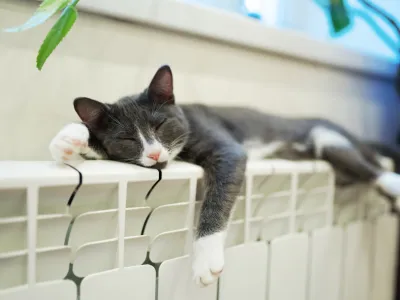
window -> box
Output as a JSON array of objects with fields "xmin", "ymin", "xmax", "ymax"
[
  {"xmin": 183, "ymin": 0, "xmax": 280, "ymax": 25},
  {"xmin": 278, "ymin": 0, "xmax": 400, "ymax": 62},
  {"xmin": 184, "ymin": 0, "xmax": 400, "ymax": 62}
]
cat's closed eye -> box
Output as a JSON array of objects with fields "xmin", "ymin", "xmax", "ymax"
[
  {"xmin": 155, "ymin": 118, "xmax": 167, "ymax": 131},
  {"xmin": 118, "ymin": 136, "xmax": 138, "ymax": 142}
]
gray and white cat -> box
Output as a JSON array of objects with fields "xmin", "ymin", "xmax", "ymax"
[{"xmin": 49, "ymin": 65, "xmax": 400, "ymax": 286}]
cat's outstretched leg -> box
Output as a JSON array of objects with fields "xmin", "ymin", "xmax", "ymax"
[
  {"xmin": 49, "ymin": 123, "xmax": 103, "ymax": 162},
  {"xmin": 310, "ymin": 126, "xmax": 400, "ymax": 200},
  {"xmin": 375, "ymin": 172, "xmax": 400, "ymax": 199},
  {"xmin": 186, "ymin": 142, "xmax": 247, "ymax": 286}
]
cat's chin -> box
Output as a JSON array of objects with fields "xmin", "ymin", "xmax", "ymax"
[{"xmin": 135, "ymin": 161, "xmax": 168, "ymax": 170}]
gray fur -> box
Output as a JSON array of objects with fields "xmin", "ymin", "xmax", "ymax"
[{"xmin": 73, "ymin": 65, "xmax": 390, "ymax": 239}]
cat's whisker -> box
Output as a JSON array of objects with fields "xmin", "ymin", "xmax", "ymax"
[
  {"xmin": 171, "ymin": 135, "xmax": 189, "ymax": 147},
  {"xmin": 173, "ymin": 132, "xmax": 190, "ymax": 142},
  {"xmin": 151, "ymin": 99, "xmax": 158, "ymax": 116},
  {"xmin": 169, "ymin": 133, "xmax": 189, "ymax": 149},
  {"xmin": 108, "ymin": 114, "xmax": 126, "ymax": 129},
  {"xmin": 152, "ymin": 101, "xmax": 168, "ymax": 117},
  {"xmin": 123, "ymin": 158, "xmax": 140, "ymax": 164},
  {"xmin": 170, "ymin": 140, "xmax": 185, "ymax": 150}
]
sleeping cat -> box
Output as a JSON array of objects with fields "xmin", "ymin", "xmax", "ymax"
[{"xmin": 49, "ymin": 65, "xmax": 400, "ymax": 286}]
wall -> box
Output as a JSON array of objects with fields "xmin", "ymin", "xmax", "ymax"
[{"xmin": 0, "ymin": 0, "xmax": 399, "ymax": 160}]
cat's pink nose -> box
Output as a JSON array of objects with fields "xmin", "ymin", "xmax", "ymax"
[{"xmin": 147, "ymin": 152, "xmax": 161, "ymax": 161}]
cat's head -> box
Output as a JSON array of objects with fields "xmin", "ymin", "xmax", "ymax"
[{"xmin": 73, "ymin": 65, "xmax": 189, "ymax": 169}]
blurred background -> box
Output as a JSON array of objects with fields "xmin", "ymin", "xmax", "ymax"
[
  {"xmin": 0, "ymin": 0, "xmax": 399, "ymax": 160},
  {"xmin": 188, "ymin": 0, "xmax": 400, "ymax": 61}
]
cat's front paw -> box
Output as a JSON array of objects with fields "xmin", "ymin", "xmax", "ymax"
[
  {"xmin": 192, "ymin": 231, "xmax": 225, "ymax": 287},
  {"xmin": 49, "ymin": 123, "xmax": 90, "ymax": 163}
]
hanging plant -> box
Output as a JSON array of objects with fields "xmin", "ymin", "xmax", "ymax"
[{"xmin": 3, "ymin": 0, "xmax": 79, "ymax": 70}]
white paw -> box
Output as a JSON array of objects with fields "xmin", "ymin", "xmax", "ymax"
[
  {"xmin": 376, "ymin": 172, "xmax": 400, "ymax": 197},
  {"xmin": 49, "ymin": 123, "xmax": 90, "ymax": 163},
  {"xmin": 192, "ymin": 231, "xmax": 225, "ymax": 287}
]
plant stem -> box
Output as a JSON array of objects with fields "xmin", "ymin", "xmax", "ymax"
[
  {"xmin": 70, "ymin": 0, "xmax": 80, "ymax": 7},
  {"xmin": 358, "ymin": 0, "xmax": 400, "ymax": 51}
]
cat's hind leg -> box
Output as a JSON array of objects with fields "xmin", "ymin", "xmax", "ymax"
[{"xmin": 309, "ymin": 126, "xmax": 400, "ymax": 198}]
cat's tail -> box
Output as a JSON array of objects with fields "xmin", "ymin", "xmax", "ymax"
[
  {"xmin": 365, "ymin": 141, "xmax": 400, "ymax": 174},
  {"xmin": 363, "ymin": 141, "xmax": 400, "ymax": 213}
]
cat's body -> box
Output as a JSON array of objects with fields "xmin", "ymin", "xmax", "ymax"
[
  {"xmin": 50, "ymin": 65, "xmax": 400, "ymax": 287},
  {"xmin": 181, "ymin": 105, "xmax": 348, "ymax": 160}
]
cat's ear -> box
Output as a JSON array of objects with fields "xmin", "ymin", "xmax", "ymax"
[
  {"xmin": 74, "ymin": 97, "xmax": 108, "ymax": 126},
  {"xmin": 148, "ymin": 65, "xmax": 174, "ymax": 105}
]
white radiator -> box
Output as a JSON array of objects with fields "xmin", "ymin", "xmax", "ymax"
[{"xmin": 0, "ymin": 159, "xmax": 397, "ymax": 300}]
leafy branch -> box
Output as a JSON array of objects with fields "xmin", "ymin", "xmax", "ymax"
[
  {"xmin": 327, "ymin": 0, "xmax": 352, "ymax": 34},
  {"xmin": 359, "ymin": 0, "xmax": 400, "ymax": 39},
  {"xmin": 3, "ymin": 0, "xmax": 80, "ymax": 70}
]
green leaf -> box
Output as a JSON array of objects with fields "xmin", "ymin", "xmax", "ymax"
[
  {"xmin": 328, "ymin": 0, "xmax": 351, "ymax": 33},
  {"xmin": 3, "ymin": 0, "xmax": 69, "ymax": 33},
  {"xmin": 36, "ymin": 5, "xmax": 77, "ymax": 70}
]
